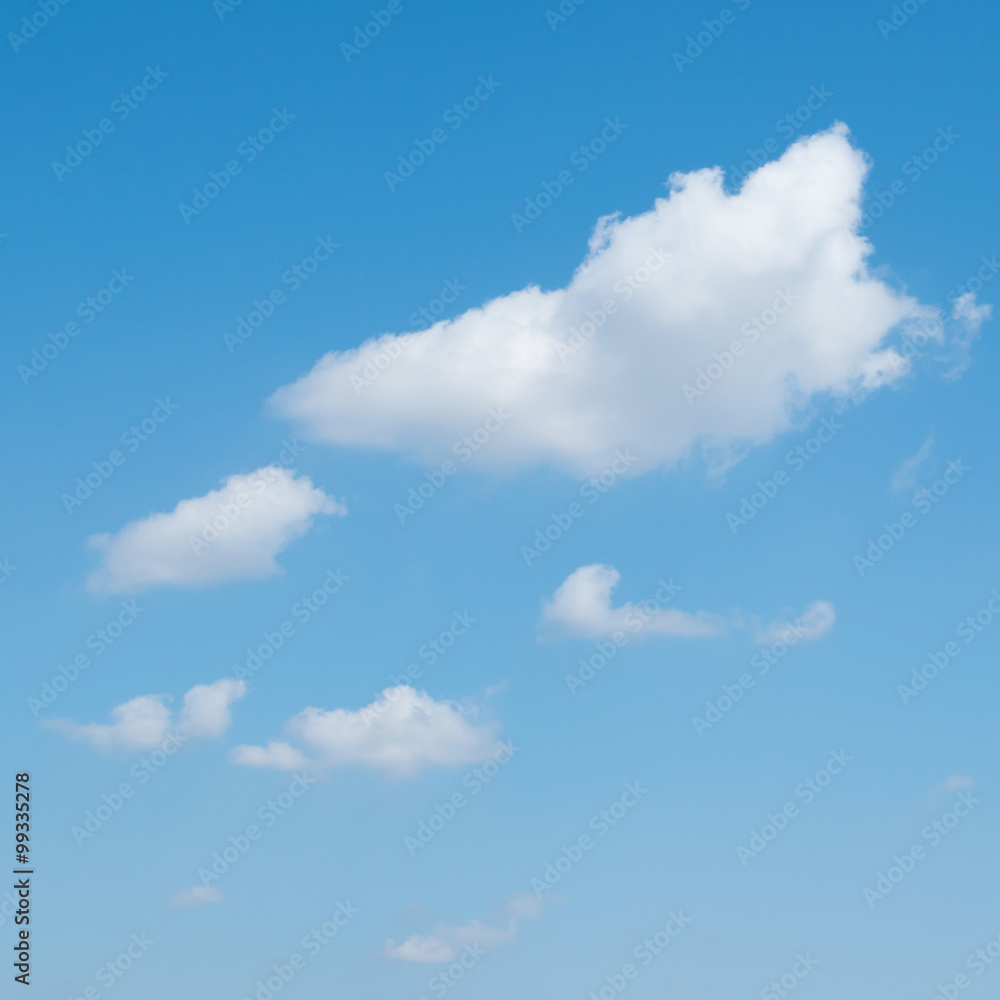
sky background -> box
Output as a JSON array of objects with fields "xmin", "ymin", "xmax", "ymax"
[{"xmin": 2, "ymin": 0, "xmax": 1000, "ymax": 997}]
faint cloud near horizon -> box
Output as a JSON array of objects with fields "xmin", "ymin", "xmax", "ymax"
[{"xmin": 167, "ymin": 886, "xmax": 225, "ymax": 907}]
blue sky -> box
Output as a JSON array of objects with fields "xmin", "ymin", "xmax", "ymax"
[{"xmin": 2, "ymin": 0, "xmax": 999, "ymax": 997}]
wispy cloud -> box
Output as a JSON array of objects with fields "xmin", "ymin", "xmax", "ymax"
[
  {"xmin": 167, "ymin": 886, "xmax": 225, "ymax": 907},
  {"xmin": 891, "ymin": 435, "xmax": 934, "ymax": 493},
  {"xmin": 385, "ymin": 893, "xmax": 545, "ymax": 963},
  {"xmin": 755, "ymin": 601, "xmax": 836, "ymax": 645}
]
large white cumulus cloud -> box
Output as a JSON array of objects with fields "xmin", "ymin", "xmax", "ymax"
[{"xmin": 269, "ymin": 125, "xmax": 937, "ymax": 476}]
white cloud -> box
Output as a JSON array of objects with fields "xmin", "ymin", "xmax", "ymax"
[
  {"xmin": 385, "ymin": 894, "xmax": 542, "ymax": 964},
  {"xmin": 86, "ymin": 467, "xmax": 344, "ymax": 594},
  {"xmin": 179, "ymin": 678, "xmax": 248, "ymax": 739},
  {"xmin": 46, "ymin": 694, "xmax": 172, "ymax": 750},
  {"xmin": 542, "ymin": 564, "xmax": 724, "ymax": 639},
  {"xmin": 167, "ymin": 886, "xmax": 225, "ymax": 907},
  {"xmin": 942, "ymin": 293, "xmax": 991, "ymax": 380},
  {"xmin": 386, "ymin": 935, "xmax": 458, "ymax": 963},
  {"xmin": 45, "ymin": 678, "xmax": 246, "ymax": 750},
  {"xmin": 231, "ymin": 686, "xmax": 500, "ymax": 777},
  {"xmin": 269, "ymin": 124, "xmax": 957, "ymax": 478},
  {"xmin": 229, "ymin": 740, "xmax": 310, "ymax": 770},
  {"xmin": 891, "ymin": 435, "xmax": 934, "ymax": 493},
  {"xmin": 756, "ymin": 600, "xmax": 836, "ymax": 645}
]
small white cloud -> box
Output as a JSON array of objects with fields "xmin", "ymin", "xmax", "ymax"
[
  {"xmin": 756, "ymin": 600, "xmax": 836, "ymax": 645},
  {"xmin": 385, "ymin": 934, "xmax": 458, "ymax": 963},
  {"xmin": 269, "ymin": 125, "xmax": 942, "ymax": 478},
  {"xmin": 229, "ymin": 740, "xmax": 310, "ymax": 770},
  {"xmin": 167, "ymin": 885, "xmax": 225, "ymax": 907},
  {"xmin": 891, "ymin": 435, "xmax": 934, "ymax": 493},
  {"xmin": 44, "ymin": 679, "xmax": 246, "ymax": 750},
  {"xmin": 231, "ymin": 686, "xmax": 500, "ymax": 777},
  {"xmin": 542, "ymin": 564, "xmax": 724, "ymax": 639},
  {"xmin": 179, "ymin": 678, "xmax": 248, "ymax": 739},
  {"xmin": 941, "ymin": 293, "xmax": 991, "ymax": 380},
  {"xmin": 45, "ymin": 694, "xmax": 172, "ymax": 750},
  {"xmin": 86, "ymin": 467, "xmax": 344, "ymax": 594},
  {"xmin": 385, "ymin": 894, "xmax": 542, "ymax": 964}
]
